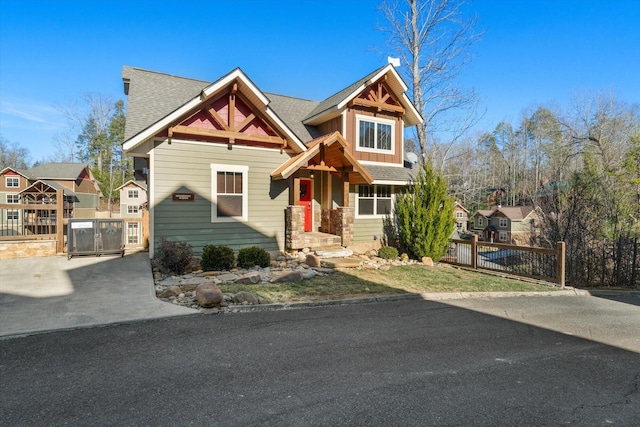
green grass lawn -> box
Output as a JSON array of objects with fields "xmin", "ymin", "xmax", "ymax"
[{"xmin": 218, "ymin": 264, "xmax": 559, "ymax": 304}]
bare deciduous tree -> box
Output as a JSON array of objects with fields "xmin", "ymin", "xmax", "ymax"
[{"xmin": 379, "ymin": 0, "xmax": 483, "ymax": 166}]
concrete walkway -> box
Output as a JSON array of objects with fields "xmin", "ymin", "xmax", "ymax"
[{"xmin": 0, "ymin": 252, "xmax": 197, "ymax": 338}]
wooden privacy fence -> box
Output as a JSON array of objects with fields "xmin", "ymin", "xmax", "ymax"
[{"xmin": 441, "ymin": 234, "xmax": 566, "ymax": 287}]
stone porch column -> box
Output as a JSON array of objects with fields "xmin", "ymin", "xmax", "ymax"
[
  {"xmin": 336, "ymin": 207, "xmax": 354, "ymax": 247},
  {"xmin": 285, "ymin": 205, "xmax": 305, "ymax": 250}
]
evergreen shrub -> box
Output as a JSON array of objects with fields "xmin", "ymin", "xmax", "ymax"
[
  {"xmin": 378, "ymin": 246, "xmax": 399, "ymax": 260},
  {"xmin": 237, "ymin": 246, "xmax": 271, "ymax": 269},
  {"xmin": 201, "ymin": 245, "xmax": 235, "ymax": 271}
]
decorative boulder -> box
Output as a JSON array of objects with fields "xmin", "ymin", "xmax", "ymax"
[
  {"xmin": 195, "ymin": 282, "xmax": 224, "ymax": 308},
  {"xmin": 233, "ymin": 291, "xmax": 261, "ymax": 305},
  {"xmin": 305, "ymin": 254, "xmax": 321, "ymax": 267},
  {"xmin": 234, "ymin": 273, "xmax": 262, "ymax": 284},
  {"xmin": 270, "ymin": 270, "xmax": 304, "ymax": 283},
  {"xmin": 421, "ymin": 256, "xmax": 434, "ymax": 267}
]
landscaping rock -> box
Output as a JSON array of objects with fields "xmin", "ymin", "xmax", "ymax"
[
  {"xmin": 305, "ymin": 254, "xmax": 321, "ymax": 267},
  {"xmin": 301, "ymin": 269, "xmax": 317, "ymax": 280},
  {"xmin": 422, "ymin": 256, "xmax": 434, "ymax": 267},
  {"xmin": 270, "ymin": 270, "xmax": 304, "ymax": 283},
  {"xmin": 233, "ymin": 291, "xmax": 261, "ymax": 305},
  {"xmin": 217, "ymin": 273, "xmax": 240, "ymax": 283},
  {"xmin": 195, "ymin": 282, "xmax": 224, "ymax": 308},
  {"xmin": 180, "ymin": 277, "xmax": 211, "ymax": 286},
  {"xmin": 234, "ymin": 273, "xmax": 262, "ymax": 284}
]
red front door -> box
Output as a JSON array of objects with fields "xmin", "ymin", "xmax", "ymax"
[{"xmin": 300, "ymin": 179, "xmax": 312, "ymax": 232}]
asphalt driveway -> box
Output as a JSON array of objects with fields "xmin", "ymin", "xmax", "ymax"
[{"xmin": 0, "ymin": 252, "xmax": 196, "ymax": 338}]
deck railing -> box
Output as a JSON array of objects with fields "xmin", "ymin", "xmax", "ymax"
[{"xmin": 441, "ymin": 234, "xmax": 566, "ymax": 287}]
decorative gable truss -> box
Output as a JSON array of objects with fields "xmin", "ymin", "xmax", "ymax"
[
  {"xmin": 167, "ymin": 83, "xmax": 288, "ymax": 150},
  {"xmin": 348, "ymin": 78, "xmax": 405, "ymax": 116}
]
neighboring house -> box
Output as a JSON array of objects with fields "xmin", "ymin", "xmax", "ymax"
[
  {"xmin": 471, "ymin": 206, "xmax": 540, "ymax": 245},
  {"xmin": 121, "ymin": 64, "xmax": 423, "ymax": 257},
  {"xmin": 453, "ymin": 201, "xmax": 469, "ymax": 232},
  {"xmin": 22, "ymin": 163, "xmax": 102, "ymax": 218},
  {"xmin": 116, "ymin": 180, "xmax": 148, "ymax": 247},
  {"xmin": 0, "ymin": 164, "xmax": 102, "ymax": 236}
]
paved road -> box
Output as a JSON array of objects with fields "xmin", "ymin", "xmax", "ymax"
[{"xmin": 2, "ymin": 297, "xmax": 639, "ymax": 426}]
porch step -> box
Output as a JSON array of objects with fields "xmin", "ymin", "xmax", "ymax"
[
  {"xmin": 322, "ymin": 257, "xmax": 362, "ymax": 268},
  {"xmin": 298, "ymin": 232, "xmax": 342, "ymax": 249},
  {"xmin": 315, "ymin": 247, "xmax": 354, "ymax": 259}
]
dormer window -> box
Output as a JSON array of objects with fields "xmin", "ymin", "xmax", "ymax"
[{"xmin": 356, "ymin": 115, "xmax": 395, "ymax": 154}]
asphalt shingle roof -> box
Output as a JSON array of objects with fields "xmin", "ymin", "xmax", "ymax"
[{"xmin": 26, "ymin": 163, "xmax": 89, "ymax": 180}]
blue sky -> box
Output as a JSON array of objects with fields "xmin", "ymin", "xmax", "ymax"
[{"xmin": 1, "ymin": 0, "xmax": 638, "ymax": 163}]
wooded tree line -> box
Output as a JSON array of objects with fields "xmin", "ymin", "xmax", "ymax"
[{"xmin": 436, "ymin": 94, "xmax": 640, "ymax": 288}]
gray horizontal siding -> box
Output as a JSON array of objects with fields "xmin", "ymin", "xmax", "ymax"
[{"xmin": 152, "ymin": 140, "xmax": 291, "ymax": 254}]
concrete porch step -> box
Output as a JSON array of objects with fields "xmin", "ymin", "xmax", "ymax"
[
  {"xmin": 321, "ymin": 257, "xmax": 362, "ymax": 268},
  {"xmin": 299, "ymin": 232, "xmax": 342, "ymax": 249},
  {"xmin": 315, "ymin": 247, "xmax": 354, "ymax": 259}
]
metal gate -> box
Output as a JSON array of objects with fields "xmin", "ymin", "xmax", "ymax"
[{"xmin": 67, "ymin": 219, "xmax": 125, "ymax": 259}]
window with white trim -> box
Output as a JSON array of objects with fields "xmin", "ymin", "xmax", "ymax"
[
  {"xmin": 356, "ymin": 115, "xmax": 395, "ymax": 154},
  {"xmin": 499, "ymin": 218, "xmax": 508, "ymax": 228},
  {"xmin": 7, "ymin": 210, "xmax": 19, "ymax": 220},
  {"xmin": 127, "ymin": 222, "xmax": 140, "ymax": 244},
  {"xmin": 476, "ymin": 217, "xmax": 484, "ymax": 227},
  {"xmin": 211, "ymin": 164, "xmax": 248, "ymax": 222},
  {"xmin": 6, "ymin": 177, "xmax": 19, "ymax": 187},
  {"xmin": 127, "ymin": 205, "xmax": 139, "ymax": 214},
  {"xmin": 499, "ymin": 231, "xmax": 508, "ymax": 242},
  {"xmin": 128, "ymin": 189, "xmax": 139, "ymax": 199},
  {"xmin": 6, "ymin": 194, "xmax": 19, "ymax": 203},
  {"xmin": 356, "ymin": 185, "xmax": 392, "ymax": 217},
  {"xmin": 456, "ymin": 211, "xmax": 464, "ymax": 219}
]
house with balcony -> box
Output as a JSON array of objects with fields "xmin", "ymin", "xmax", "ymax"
[
  {"xmin": 471, "ymin": 206, "xmax": 540, "ymax": 245},
  {"xmin": 121, "ymin": 64, "xmax": 423, "ymax": 257}
]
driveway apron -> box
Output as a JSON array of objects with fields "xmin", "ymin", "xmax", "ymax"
[{"xmin": 0, "ymin": 252, "xmax": 196, "ymax": 337}]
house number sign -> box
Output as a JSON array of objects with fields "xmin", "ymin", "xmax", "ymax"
[{"xmin": 172, "ymin": 192, "xmax": 195, "ymax": 202}]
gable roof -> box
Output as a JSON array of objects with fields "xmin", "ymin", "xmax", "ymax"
[
  {"xmin": 19, "ymin": 179, "xmax": 78, "ymax": 197},
  {"xmin": 122, "ymin": 67, "xmax": 307, "ymax": 154},
  {"xmin": 494, "ymin": 206, "xmax": 535, "ymax": 221},
  {"xmin": 271, "ymin": 132, "xmax": 373, "ymax": 185},
  {"xmin": 115, "ymin": 179, "xmax": 148, "ymax": 192},
  {"xmin": 264, "ymin": 93, "xmax": 322, "ymax": 143},
  {"xmin": 303, "ymin": 64, "xmax": 423, "ymax": 126},
  {"xmin": 0, "ymin": 166, "xmax": 31, "ymax": 179},
  {"xmin": 26, "ymin": 163, "xmax": 91, "ymax": 180}
]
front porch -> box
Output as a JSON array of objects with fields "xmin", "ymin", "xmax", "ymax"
[{"xmin": 285, "ymin": 206, "xmax": 354, "ymax": 250}]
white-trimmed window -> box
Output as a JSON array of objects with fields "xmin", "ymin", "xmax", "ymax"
[
  {"xmin": 127, "ymin": 222, "xmax": 140, "ymax": 244},
  {"xmin": 128, "ymin": 189, "xmax": 139, "ymax": 199},
  {"xmin": 499, "ymin": 231, "xmax": 508, "ymax": 242},
  {"xmin": 127, "ymin": 205, "xmax": 139, "ymax": 214},
  {"xmin": 7, "ymin": 210, "xmax": 19, "ymax": 220},
  {"xmin": 456, "ymin": 211, "xmax": 464, "ymax": 219},
  {"xmin": 476, "ymin": 217, "xmax": 484, "ymax": 227},
  {"xmin": 356, "ymin": 185, "xmax": 392, "ymax": 217},
  {"xmin": 211, "ymin": 164, "xmax": 248, "ymax": 222},
  {"xmin": 6, "ymin": 177, "xmax": 19, "ymax": 187},
  {"xmin": 6, "ymin": 194, "xmax": 19, "ymax": 204},
  {"xmin": 356, "ymin": 115, "xmax": 395, "ymax": 154},
  {"xmin": 499, "ymin": 218, "xmax": 508, "ymax": 228}
]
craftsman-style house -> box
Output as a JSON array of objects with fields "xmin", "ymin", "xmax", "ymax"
[
  {"xmin": 121, "ymin": 65, "xmax": 422, "ymax": 257},
  {"xmin": 471, "ymin": 206, "xmax": 540, "ymax": 245},
  {"xmin": 116, "ymin": 179, "xmax": 148, "ymax": 248}
]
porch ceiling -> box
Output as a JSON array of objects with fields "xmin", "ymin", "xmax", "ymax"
[{"xmin": 270, "ymin": 131, "xmax": 373, "ymax": 185}]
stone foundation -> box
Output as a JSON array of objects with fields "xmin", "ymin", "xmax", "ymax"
[{"xmin": 0, "ymin": 239, "xmax": 57, "ymax": 259}]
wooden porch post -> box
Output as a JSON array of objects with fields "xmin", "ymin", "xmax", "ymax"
[
  {"xmin": 471, "ymin": 234, "xmax": 478, "ymax": 269},
  {"xmin": 556, "ymin": 241, "xmax": 566, "ymax": 288},
  {"xmin": 342, "ymin": 172, "xmax": 349, "ymax": 207},
  {"xmin": 56, "ymin": 188, "xmax": 64, "ymax": 254},
  {"xmin": 293, "ymin": 177, "xmax": 301, "ymax": 206}
]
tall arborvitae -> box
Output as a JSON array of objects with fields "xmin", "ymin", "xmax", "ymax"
[{"xmin": 394, "ymin": 163, "xmax": 456, "ymax": 261}]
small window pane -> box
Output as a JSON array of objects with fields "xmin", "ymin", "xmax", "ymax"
[
  {"xmin": 377, "ymin": 123, "xmax": 392, "ymax": 150},
  {"xmin": 359, "ymin": 121, "xmax": 375, "ymax": 149},
  {"xmin": 233, "ymin": 173, "xmax": 242, "ymax": 194},
  {"xmin": 217, "ymin": 172, "xmax": 226, "ymax": 193},
  {"xmin": 377, "ymin": 199, "xmax": 391, "ymax": 215},
  {"xmin": 358, "ymin": 199, "xmax": 374, "ymax": 215},
  {"xmin": 217, "ymin": 195, "xmax": 242, "ymax": 217},
  {"xmin": 359, "ymin": 185, "xmax": 374, "ymax": 198}
]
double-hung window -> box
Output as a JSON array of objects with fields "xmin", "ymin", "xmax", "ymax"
[
  {"xmin": 356, "ymin": 115, "xmax": 395, "ymax": 154},
  {"xmin": 128, "ymin": 189, "xmax": 139, "ymax": 199},
  {"xmin": 499, "ymin": 218, "xmax": 508, "ymax": 228},
  {"xmin": 7, "ymin": 194, "xmax": 19, "ymax": 204},
  {"xmin": 499, "ymin": 231, "xmax": 508, "ymax": 242},
  {"xmin": 6, "ymin": 177, "xmax": 19, "ymax": 187},
  {"xmin": 211, "ymin": 164, "xmax": 248, "ymax": 222},
  {"xmin": 127, "ymin": 205, "xmax": 139, "ymax": 214},
  {"xmin": 7, "ymin": 210, "xmax": 19, "ymax": 220},
  {"xmin": 356, "ymin": 185, "xmax": 392, "ymax": 218}
]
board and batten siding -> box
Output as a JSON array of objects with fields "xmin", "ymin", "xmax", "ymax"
[{"xmin": 151, "ymin": 140, "xmax": 291, "ymax": 254}]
